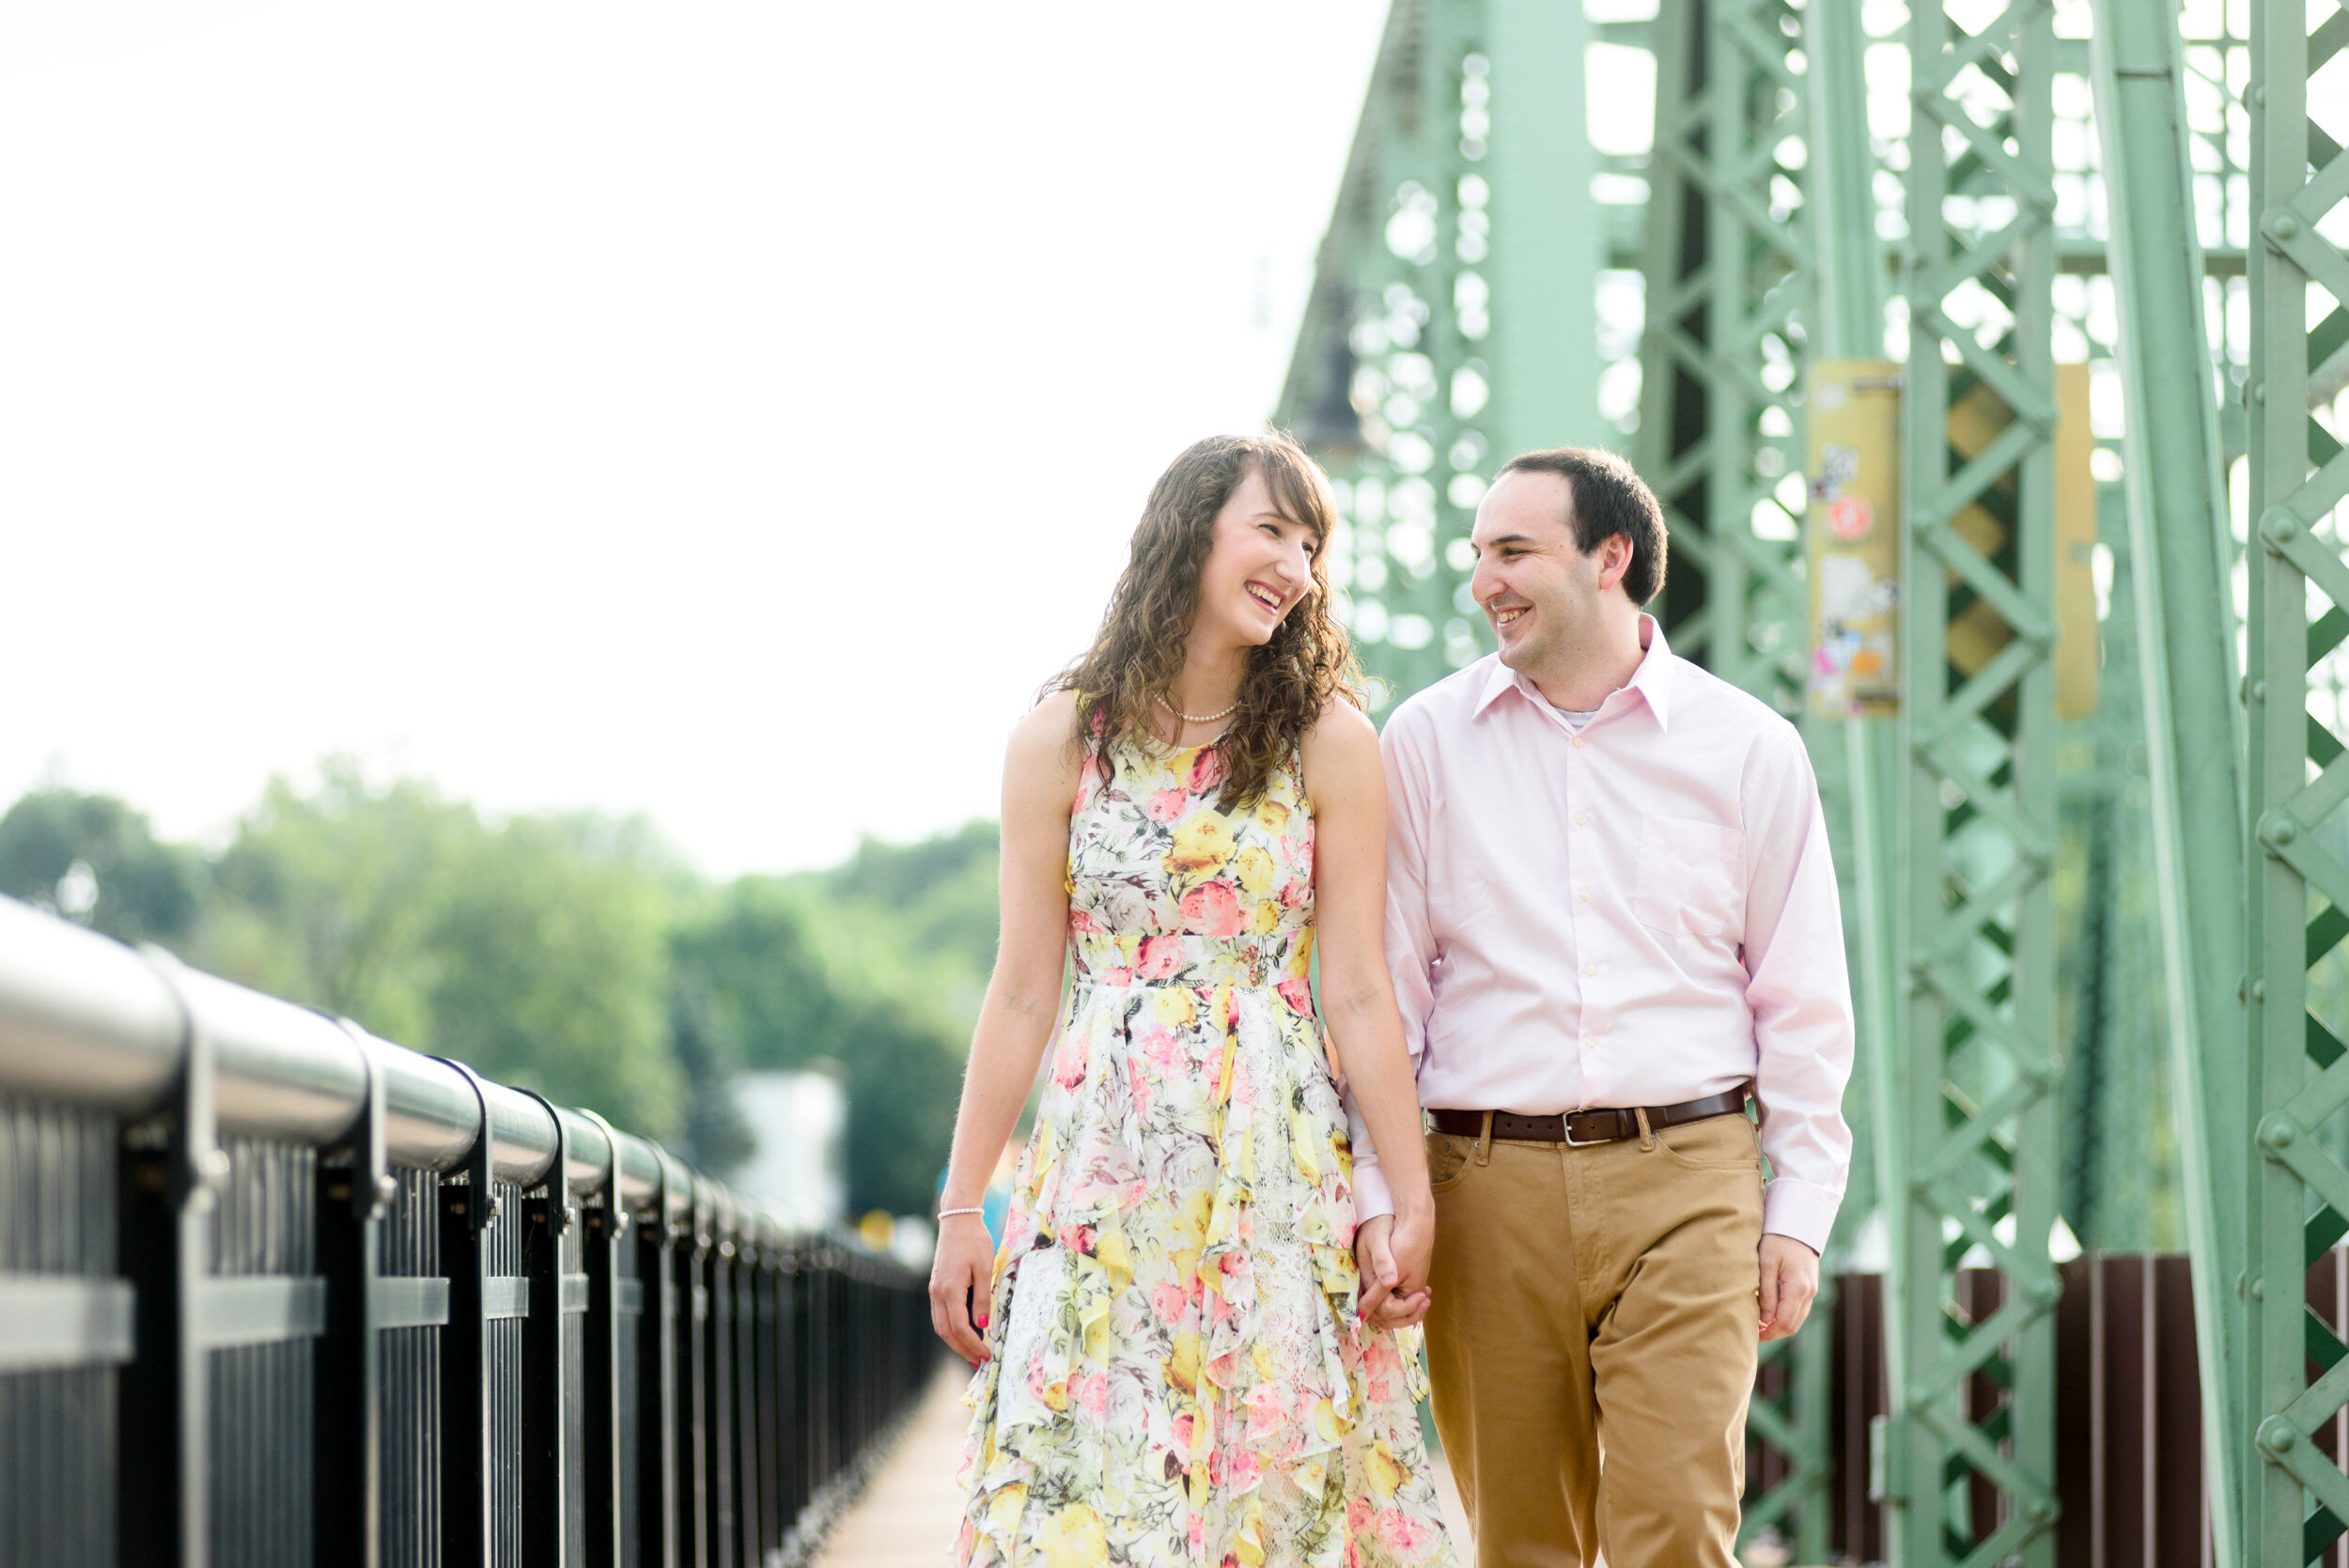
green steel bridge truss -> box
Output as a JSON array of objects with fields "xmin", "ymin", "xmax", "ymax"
[
  {"xmin": 2247, "ymin": 0, "xmax": 2349, "ymax": 1560},
  {"xmin": 1282, "ymin": 0, "xmax": 2341, "ymax": 1558}
]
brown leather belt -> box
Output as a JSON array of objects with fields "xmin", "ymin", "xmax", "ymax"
[{"xmin": 1428, "ymin": 1087, "xmax": 1751, "ymax": 1147}]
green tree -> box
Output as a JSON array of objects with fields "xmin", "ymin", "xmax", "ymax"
[
  {"xmin": 809, "ymin": 822, "xmax": 1001, "ymax": 1026},
  {"xmin": 0, "ymin": 789, "xmax": 203, "ymax": 944},
  {"xmin": 428, "ymin": 815, "xmax": 682, "ymax": 1137},
  {"xmin": 672, "ymin": 871, "xmax": 974, "ymax": 1214},
  {"xmin": 198, "ymin": 765, "xmax": 685, "ymax": 1139},
  {"xmin": 197, "ymin": 763, "xmax": 477, "ymax": 1045}
]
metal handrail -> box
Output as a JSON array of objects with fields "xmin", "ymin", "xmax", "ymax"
[
  {"xmin": 0, "ymin": 889, "xmax": 938, "ymax": 1568},
  {"xmin": 0, "ymin": 893, "xmax": 747, "ymax": 1230}
]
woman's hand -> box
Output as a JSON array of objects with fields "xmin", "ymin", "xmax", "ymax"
[
  {"xmin": 928, "ymin": 1214, "xmax": 996, "ymax": 1366},
  {"xmin": 1385, "ymin": 1198, "xmax": 1435, "ymax": 1314},
  {"xmin": 1354, "ymin": 1212, "xmax": 1433, "ymax": 1330}
]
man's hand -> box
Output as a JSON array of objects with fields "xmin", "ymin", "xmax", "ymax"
[
  {"xmin": 928, "ymin": 1214, "xmax": 996, "ymax": 1367},
  {"xmin": 1757, "ymin": 1234, "xmax": 1820, "ymax": 1342},
  {"xmin": 1355, "ymin": 1212, "xmax": 1433, "ymax": 1329}
]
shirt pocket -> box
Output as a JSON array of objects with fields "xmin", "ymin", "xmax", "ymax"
[{"xmin": 1631, "ymin": 815, "xmax": 1746, "ymax": 939}]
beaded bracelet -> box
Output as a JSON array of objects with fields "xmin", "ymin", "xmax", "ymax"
[{"xmin": 937, "ymin": 1205, "xmax": 987, "ymax": 1220}]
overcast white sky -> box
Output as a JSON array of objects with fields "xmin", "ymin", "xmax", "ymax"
[{"xmin": 0, "ymin": 1, "xmax": 1393, "ymax": 875}]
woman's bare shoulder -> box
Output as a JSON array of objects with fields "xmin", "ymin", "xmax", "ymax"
[
  {"xmin": 1299, "ymin": 694, "xmax": 1381, "ymax": 799},
  {"xmin": 1004, "ymin": 690, "xmax": 1086, "ymax": 799},
  {"xmin": 1301, "ymin": 693, "xmax": 1377, "ymax": 758}
]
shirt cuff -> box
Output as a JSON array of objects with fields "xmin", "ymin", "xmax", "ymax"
[
  {"xmin": 1352, "ymin": 1159, "xmax": 1396, "ymax": 1227},
  {"xmin": 1762, "ymin": 1177, "xmax": 1840, "ymax": 1256}
]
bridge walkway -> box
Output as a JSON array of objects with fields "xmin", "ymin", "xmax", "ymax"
[{"xmin": 814, "ymin": 1364, "xmax": 1472, "ymax": 1567}]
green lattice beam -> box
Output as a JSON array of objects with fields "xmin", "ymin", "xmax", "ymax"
[
  {"xmin": 2247, "ymin": 0, "xmax": 2349, "ymax": 1553},
  {"xmin": 1880, "ymin": 0, "xmax": 2064, "ymax": 1562}
]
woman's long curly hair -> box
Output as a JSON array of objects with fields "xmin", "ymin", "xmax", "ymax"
[{"xmin": 1049, "ymin": 433, "xmax": 1366, "ymax": 810}]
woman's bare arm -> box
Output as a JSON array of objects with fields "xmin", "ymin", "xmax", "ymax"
[
  {"xmin": 1300, "ymin": 700, "xmax": 1435, "ymax": 1325},
  {"xmin": 927, "ymin": 691, "xmax": 1083, "ymax": 1364}
]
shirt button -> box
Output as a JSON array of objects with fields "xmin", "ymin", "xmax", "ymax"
[
  {"xmin": 1572, "ymin": 737, "xmax": 1587, "ymax": 750},
  {"xmin": 1580, "ymin": 1033, "xmax": 1595, "ymax": 1046},
  {"xmin": 1584, "ymin": 963, "xmax": 1598, "ymax": 976},
  {"xmin": 1577, "ymin": 890, "xmax": 1592, "ymax": 904},
  {"xmin": 1575, "ymin": 813, "xmax": 1590, "ymax": 826}
]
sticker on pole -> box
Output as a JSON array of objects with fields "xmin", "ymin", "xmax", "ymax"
[{"xmin": 1826, "ymin": 494, "xmax": 1875, "ymax": 541}]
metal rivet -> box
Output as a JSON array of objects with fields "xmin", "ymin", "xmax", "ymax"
[
  {"xmin": 2250, "ymin": 381, "xmax": 2265, "ymax": 405},
  {"xmin": 2250, "ymin": 1276, "xmax": 2265, "ymax": 1300},
  {"xmin": 2252, "ymin": 978, "xmax": 2266, "ymax": 1001},
  {"xmin": 2263, "ymin": 506, "xmax": 2302, "ymax": 543},
  {"xmin": 2252, "ymin": 679, "xmax": 2267, "ymax": 703},
  {"xmin": 2270, "ymin": 211, "xmax": 2303, "ymax": 241},
  {"xmin": 2266, "ymin": 814, "xmax": 2301, "ymax": 846},
  {"xmin": 2260, "ymin": 1111, "xmax": 2300, "ymax": 1151},
  {"xmin": 2030, "ymin": 1498, "xmax": 2060, "ymax": 1525},
  {"xmin": 2261, "ymin": 1415, "xmax": 2298, "ymax": 1453}
]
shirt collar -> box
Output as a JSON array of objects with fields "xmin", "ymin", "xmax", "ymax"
[{"xmin": 1471, "ymin": 613, "xmax": 1677, "ymax": 730}]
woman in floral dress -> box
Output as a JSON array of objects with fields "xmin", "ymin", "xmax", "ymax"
[{"xmin": 930, "ymin": 433, "xmax": 1455, "ymax": 1568}]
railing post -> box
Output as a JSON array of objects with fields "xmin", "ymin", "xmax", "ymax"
[
  {"xmin": 706, "ymin": 1192, "xmax": 735, "ymax": 1565},
  {"xmin": 754, "ymin": 1236, "xmax": 782, "ymax": 1562},
  {"xmin": 315, "ymin": 1020, "xmax": 401, "ymax": 1568},
  {"xmin": 682, "ymin": 1180, "xmax": 712, "ymax": 1568},
  {"xmin": 637, "ymin": 1148, "xmax": 684, "ymax": 1568},
  {"xmin": 578, "ymin": 1110, "xmax": 629, "ymax": 1568},
  {"xmin": 434, "ymin": 1058, "xmax": 502, "ymax": 1568},
  {"xmin": 735, "ymin": 1223, "xmax": 762, "ymax": 1568},
  {"xmin": 117, "ymin": 951, "xmax": 231, "ymax": 1568},
  {"xmin": 517, "ymin": 1089, "xmax": 577, "ymax": 1568},
  {"xmin": 782, "ymin": 1249, "xmax": 810, "ymax": 1533}
]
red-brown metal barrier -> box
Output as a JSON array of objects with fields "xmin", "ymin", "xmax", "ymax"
[{"xmin": 1761, "ymin": 1256, "xmax": 2225, "ymax": 1565}]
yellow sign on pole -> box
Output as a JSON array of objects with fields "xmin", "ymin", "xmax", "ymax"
[
  {"xmin": 1941, "ymin": 363, "xmax": 2100, "ymax": 719},
  {"xmin": 2052, "ymin": 363, "xmax": 2099, "ymax": 720},
  {"xmin": 1807, "ymin": 359, "xmax": 1903, "ymax": 718},
  {"xmin": 1807, "ymin": 360, "xmax": 2098, "ymax": 721}
]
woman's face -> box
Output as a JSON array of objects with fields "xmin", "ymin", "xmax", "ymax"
[{"xmin": 1191, "ymin": 466, "xmax": 1320, "ymax": 649}]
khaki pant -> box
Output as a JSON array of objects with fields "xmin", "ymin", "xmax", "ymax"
[{"xmin": 1422, "ymin": 1110, "xmax": 1764, "ymax": 1568}]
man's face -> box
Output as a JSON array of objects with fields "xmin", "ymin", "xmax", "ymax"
[{"xmin": 1468, "ymin": 469, "xmax": 1620, "ymax": 675}]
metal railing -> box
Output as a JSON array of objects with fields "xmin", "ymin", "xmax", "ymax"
[{"xmin": 0, "ymin": 893, "xmax": 942, "ymax": 1568}]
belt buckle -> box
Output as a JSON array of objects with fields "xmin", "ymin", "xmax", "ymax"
[{"xmin": 1562, "ymin": 1114, "xmax": 1610, "ymax": 1148}]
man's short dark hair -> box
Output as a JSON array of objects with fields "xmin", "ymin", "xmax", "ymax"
[{"xmin": 1496, "ymin": 446, "xmax": 1669, "ymax": 606}]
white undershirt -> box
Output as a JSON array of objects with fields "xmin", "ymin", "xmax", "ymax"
[{"xmin": 1554, "ymin": 706, "xmax": 1600, "ymax": 731}]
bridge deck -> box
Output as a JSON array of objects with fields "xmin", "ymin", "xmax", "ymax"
[{"xmin": 814, "ymin": 1364, "xmax": 1473, "ymax": 1566}]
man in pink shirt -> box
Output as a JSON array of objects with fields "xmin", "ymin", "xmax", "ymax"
[{"xmin": 1346, "ymin": 446, "xmax": 1855, "ymax": 1566}]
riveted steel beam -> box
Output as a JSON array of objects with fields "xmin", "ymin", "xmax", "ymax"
[
  {"xmin": 2085, "ymin": 0, "xmax": 2247, "ymax": 1554},
  {"xmin": 1882, "ymin": 0, "xmax": 2065, "ymax": 1560},
  {"xmin": 1277, "ymin": 0, "xmax": 1599, "ymax": 711},
  {"xmin": 2244, "ymin": 0, "xmax": 2349, "ymax": 1558}
]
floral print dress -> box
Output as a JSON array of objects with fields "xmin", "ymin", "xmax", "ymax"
[{"xmin": 955, "ymin": 732, "xmax": 1455, "ymax": 1568}]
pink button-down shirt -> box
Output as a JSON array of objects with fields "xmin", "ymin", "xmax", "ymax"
[{"xmin": 1346, "ymin": 617, "xmax": 1855, "ymax": 1252}]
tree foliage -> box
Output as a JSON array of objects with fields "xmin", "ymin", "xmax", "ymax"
[
  {"xmin": 0, "ymin": 789, "xmax": 203, "ymax": 944},
  {"xmin": 668, "ymin": 831, "xmax": 1001, "ymax": 1214}
]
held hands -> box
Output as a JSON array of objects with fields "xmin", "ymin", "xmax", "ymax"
[
  {"xmin": 1353, "ymin": 1205, "xmax": 1435, "ymax": 1330},
  {"xmin": 928, "ymin": 1213, "xmax": 997, "ymax": 1367},
  {"xmin": 1757, "ymin": 1233, "xmax": 1820, "ymax": 1342}
]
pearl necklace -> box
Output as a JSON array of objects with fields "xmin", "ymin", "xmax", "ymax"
[{"xmin": 1158, "ymin": 693, "xmax": 1238, "ymax": 725}]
